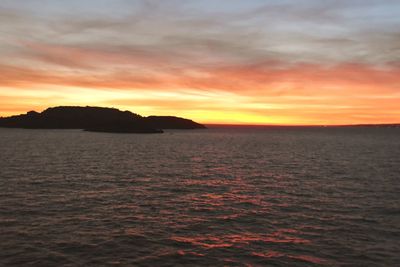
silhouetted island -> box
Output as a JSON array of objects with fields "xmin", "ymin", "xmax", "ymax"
[{"xmin": 0, "ymin": 106, "xmax": 206, "ymax": 133}]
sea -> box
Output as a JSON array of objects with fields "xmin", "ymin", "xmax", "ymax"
[{"xmin": 0, "ymin": 126, "xmax": 399, "ymax": 266}]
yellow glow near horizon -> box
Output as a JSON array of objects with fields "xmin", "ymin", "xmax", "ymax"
[{"xmin": 2, "ymin": 82, "xmax": 399, "ymax": 125}]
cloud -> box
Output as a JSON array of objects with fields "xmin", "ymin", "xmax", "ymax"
[{"xmin": 1, "ymin": 58, "xmax": 399, "ymax": 97}]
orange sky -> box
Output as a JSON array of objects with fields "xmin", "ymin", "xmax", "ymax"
[{"xmin": 1, "ymin": 1, "xmax": 399, "ymax": 125}]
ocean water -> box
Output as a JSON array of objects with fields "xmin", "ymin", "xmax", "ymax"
[{"xmin": 0, "ymin": 127, "xmax": 399, "ymax": 266}]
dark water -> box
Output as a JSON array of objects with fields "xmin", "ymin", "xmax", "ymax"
[{"xmin": 1, "ymin": 127, "xmax": 399, "ymax": 266}]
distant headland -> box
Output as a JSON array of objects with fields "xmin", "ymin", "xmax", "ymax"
[{"xmin": 0, "ymin": 106, "xmax": 206, "ymax": 134}]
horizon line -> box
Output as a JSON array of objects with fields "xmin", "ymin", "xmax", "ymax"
[{"xmin": 204, "ymin": 123, "xmax": 400, "ymax": 127}]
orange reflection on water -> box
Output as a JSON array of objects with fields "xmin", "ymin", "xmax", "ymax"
[
  {"xmin": 177, "ymin": 250, "xmax": 205, "ymax": 257},
  {"xmin": 171, "ymin": 229, "xmax": 310, "ymax": 250},
  {"xmin": 291, "ymin": 255, "xmax": 326, "ymax": 264},
  {"xmin": 201, "ymin": 192, "xmax": 265, "ymax": 206},
  {"xmin": 172, "ymin": 236, "xmax": 233, "ymax": 249},
  {"xmin": 252, "ymin": 251, "xmax": 326, "ymax": 264},
  {"xmin": 186, "ymin": 191, "xmax": 270, "ymax": 216},
  {"xmin": 181, "ymin": 177, "xmax": 242, "ymax": 187},
  {"xmin": 252, "ymin": 251, "xmax": 285, "ymax": 258}
]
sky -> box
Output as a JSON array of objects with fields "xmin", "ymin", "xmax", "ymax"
[{"xmin": 0, "ymin": 0, "xmax": 399, "ymax": 125}]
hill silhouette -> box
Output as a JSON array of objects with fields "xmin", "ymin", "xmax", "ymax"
[{"xmin": 0, "ymin": 106, "xmax": 206, "ymax": 133}]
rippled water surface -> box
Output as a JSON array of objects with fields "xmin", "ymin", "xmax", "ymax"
[{"xmin": 1, "ymin": 127, "xmax": 399, "ymax": 266}]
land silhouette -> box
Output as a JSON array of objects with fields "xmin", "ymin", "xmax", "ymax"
[{"xmin": 0, "ymin": 106, "xmax": 206, "ymax": 133}]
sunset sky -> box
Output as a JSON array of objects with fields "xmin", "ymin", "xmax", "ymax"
[{"xmin": 1, "ymin": 0, "xmax": 399, "ymax": 125}]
